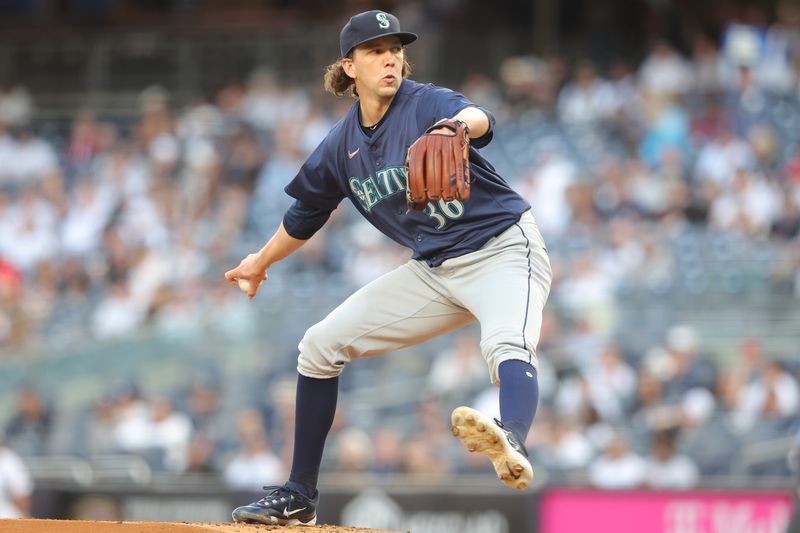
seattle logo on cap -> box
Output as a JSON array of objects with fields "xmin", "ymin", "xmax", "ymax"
[{"xmin": 376, "ymin": 12, "xmax": 390, "ymax": 28}]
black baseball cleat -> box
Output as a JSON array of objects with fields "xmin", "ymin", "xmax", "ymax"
[
  {"xmin": 231, "ymin": 484, "xmax": 318, "ymax": 526},
  {"xmin": 451, "ymin": 406, "xmax": 533, "ymax": 491}
]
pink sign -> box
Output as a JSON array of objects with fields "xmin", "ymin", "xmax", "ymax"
[{"xmin": 540, "ymin": 489, "xmax": 793, "ymax": 533}]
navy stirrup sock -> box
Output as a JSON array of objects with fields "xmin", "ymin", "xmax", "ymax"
[
  {"xmin": 287, "ymin": 374, "xmax": 338, "ymax": 498},
  {"xmin": 498, "ymin": 360, "xmax": 539, "ymax": 442}
]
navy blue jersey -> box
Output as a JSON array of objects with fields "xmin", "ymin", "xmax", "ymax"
[{"xmin": 284, "ymin": 79, "xmax": 530, "ymax": 267}]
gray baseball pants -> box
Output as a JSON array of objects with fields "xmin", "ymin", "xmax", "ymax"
[{"xmin": 297, "ymin": 210, "xmax": 552, "ymax": 384}]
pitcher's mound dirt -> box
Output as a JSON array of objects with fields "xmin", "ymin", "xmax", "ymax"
[{"xmin": 0, "ymin": 519, "xmax": 400, "ymax": 533}]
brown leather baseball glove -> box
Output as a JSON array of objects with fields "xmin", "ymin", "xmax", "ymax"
[{"xmin": 405, "ymin": 119, "xmax": 471, "ymax": 211}]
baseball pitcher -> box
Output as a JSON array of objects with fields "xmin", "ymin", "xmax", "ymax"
[{"xmin": 225, "ymin": 9, "xmax": 552, "ymax": 526}]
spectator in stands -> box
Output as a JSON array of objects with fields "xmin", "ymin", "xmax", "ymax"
[
  {"xmin": 330, "ymin": 427, "xmax": 373, "ymax": 474},
  {"xmin": 6, "ymin": 125, "xmax": 58, "ymax": 187},
  {"xmin": 677, "ymin": 387, "xmax": 739, "ymax": 476},
  {"xmin": 0, "ymin": 187, "xmax": 57, "ymax": 273},
  {"xmin": 518, "ymin": 146, "xmax": 577, "ymax": 240},
  {"xmin": 557, "ymin": 60, "xmax": 621, "ymax": 124},
  {"xmin": 644, "ymin": 429, "xmax": 699, "ymax": 489},
  {"xmin": 638, "ymin": 96, "xmax": 691, "ymax": 169},
  {"xmin": 4, "ymin": 387, "xmax": 52, "ymax": 456},
  {"xmin": 112, "ymin": 393, "xmax": 194, "ymax": 472},
  {"xmin": 400, "ymin": 434, "xmax": 451, "ymax": 480},
  {"xmin": 76, "ymin": 395, "xmax": 118, "ymax": 458},
  {"xmin": 0, "ymin": 434, "xmax": 33, "ymax": 518},
  {"xmin": 588, "ymin": 432, "xmax": 646, "ymax": 489},
  {"xmin": 583, "ymin": 342, "xmax": 637, "ymax": 422},
  {"xmin": 144, "ymin": 397, "xmax": 193, "ymax": 472},
  {"xmin": 426, "ymin": 329, "xmax": 486, "ymax": 401},
  {"xmin": 556, "ymin": 251, "xmax": 618, "ymax": 336},
  {"xmin": 250, "ymin": 124, "xmax": 309, "ymax": 233},
  {"xmin": 223, "ymin": 409, "xmax": 283, "ymax": 490},
  {"xmin": 539, "ymin": 415, "xmax": 595, "ymax": 473},
  {"xmin": 66, "ymin": 110, "xmax": 103, "ymax": 174},
  {"xmin": 60, "ymin": 178, "xmax": 117, "ymax": 258},
  {"xmin": 708, "ymin": 167, "xmax": 781, "ymax": 236},
  {"xmin": 90, "ymin": 278, "xmax": 146, "ymax": 339},
  {"xmin": 638, "ymin": 41, "xmax": 694, "ymax": 98},
  {"xmin": 371, "ymin": 427, "xmax": 403, "ymax": 476},
  {"xmin": 690, "ymin": 34, "xmax": 724, "ymax": 96},
  {"xmin": 724, "ymin": 337, "xmax": 765, "ymax": 397},
  {"xmin": 110, "ymin": 380, "xmax": 148, "ymax": 445},
  {"xmin": 657, "ymin": 325, "xmax": 717, "ymax": 400},
  {"xmin": 731, "ymin": 359, "xmax": 800, "ymax": 435}
]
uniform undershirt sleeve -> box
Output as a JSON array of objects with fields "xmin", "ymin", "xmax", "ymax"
[
  {"xmin": 283, "ymin": 200, "xmax": 333, "ymax": 240},
  {"xmin": 470, "ymin": 106, "xmax": 495, "ymax": 149},
  {"xmin": 417, "ymin": 85, "xmax": 496, "ymax": 148}
]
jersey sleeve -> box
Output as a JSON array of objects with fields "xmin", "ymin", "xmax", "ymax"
[
  {"xmin": 416, "ymin": 84, "xmax": 495, "ymax": 149},
  {"xmin": 283, "ymin": 200, "xmax": 332, "ymax": 240},
  {"xmin": 284, "ymin": 139, "xmax": 345, "ymax": 211}
]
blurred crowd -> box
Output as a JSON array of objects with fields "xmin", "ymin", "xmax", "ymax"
[{"xmin": 1, "ymin": 5, "xmax": 800, "ymax": 508}]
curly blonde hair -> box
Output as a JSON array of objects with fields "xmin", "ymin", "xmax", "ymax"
[{"xmin": 323, "ymin": 56, "xmax": 412, "ymax": 98}]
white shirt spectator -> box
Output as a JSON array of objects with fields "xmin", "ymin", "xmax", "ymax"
[
  {"xmin": 558, "ymin": 70, "xmax": 620, "ymax": 124},
  {"xmin": 472, "ymin": 386, "xmax": 501, "ymax": 422},
  {"xmin": 756, "ymin": 25, "xmax": 796, "ymax": 93},
  {"xmin": 645, "ymin": 453, "xmax": 700, "ymax": 489},
  {"xmin": 589, "ymin": 436, "xmax": 647, "ymax": 489},
  {"xmin": 638, "ymin": 42, "xmax": 694, "ymax": 97},
  {"xmin": 0, "ymin": 445, "xmax": 34, "ymax": 519},
  {"xmin": 116, "ymin": 195, "xmax": 169, "ymax": 249},
  {"xmin": 0, "ymin": 193, "xmax": 57, "ymax": 272},
  {"xmin": 693, "ymin": 135, "xmax": 755, "ymax": 186},
  {"xmin": 710, "ymin": 171, "xmax": 782, "ymax": 233},
  {"xmin": 91, "ymin": 283, "xmax": 147, "ymax": 339},
  {"xmin": 548, "ymin": 422, "xmax": 595, "ymax": 469},
  {"xmin": 176, "ymin": 101, "xmax": 225, "ymax": 140},
  {"xmin": 6, "ymin": 135, "xmax": 58, "ymax": 185},
  {"xmin": 224, "ymin": 436, "xmax": 284, "ymax": 490},
  {"xmin": 556, "ymin": 253, "xmax": 617, "ymax": 330},
  {"xmin": 426, "ymin": 331, "xmax": 486, "ymax": 397},
  {"xmin": 241, "ymin": 71, "xmax": 309, "ymax": 133},
  {"xmin": 733, "ymin": 363, "xmax": 800, "ymax": 432},
  {"xmin": 115, "ymin": 399, "xmax": 193, "ymax": 472},
  {"xmin": 92, "ymin": 150, "xmax": 150, "ymax": 200},
  {"xmin": 112, "ymin": 398, "xmax": 151, "ymax": 452},
  {"xmin": 299, "ymin": 107, "xmax": 334, "ymax": 156},
  {"xmin": 585, "ymin": 347, "xmax": 637, "ymax": 421},
  {"xmin": 127, "ymin": 248, "xmax": 171, "ymax": 311},
  {"xmin": 147, "ymin": 404, "xmax": 193, "ymax": 472},
  {"xmin": 521, "ymin": 152, "xmax": 576, "ymax": 238},
  {"xmin": 60, "ymin": 181, "xmax": 117, "ymax": 257}
]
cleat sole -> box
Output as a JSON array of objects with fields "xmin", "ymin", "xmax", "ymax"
[
  {"xmin": 232, "ymin": 507, "xmax": 317, "ymax": 526},
  {"xmin": 450, "ymin": 406, "xmax": 533, "ymax": 491}
]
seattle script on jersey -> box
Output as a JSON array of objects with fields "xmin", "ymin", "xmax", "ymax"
[{"xmin": 285, "ymin": 79, "xmax": 530, "ymax": 267}]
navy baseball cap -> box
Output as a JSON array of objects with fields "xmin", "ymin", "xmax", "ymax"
[{"xmin": 340, "ymin": 10, "xmax": 417, "ymax": 58}]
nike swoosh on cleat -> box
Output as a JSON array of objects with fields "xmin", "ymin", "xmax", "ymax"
[
  {"xmin": 283, "ymin": 506, "xmax": 307, "ymax": 517},
  {"xmin": 506, "ymin": 462, "xmax": 521, "ymax": 479},
  {"xmin": 348, "ymin": 148, "xmax": 360, "ymax": 159}
]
